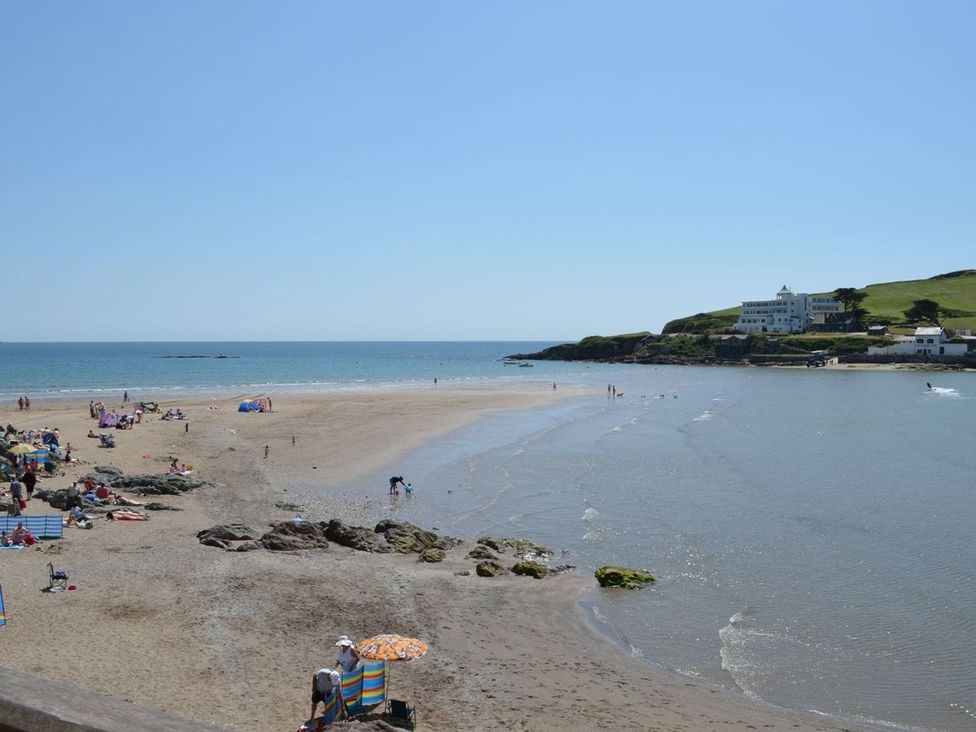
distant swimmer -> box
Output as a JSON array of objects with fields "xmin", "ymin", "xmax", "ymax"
[{"xmin": 927, "ymin": 382, "xmax": 933, "ymax": 390}]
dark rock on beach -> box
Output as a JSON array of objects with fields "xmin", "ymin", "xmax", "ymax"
[
  {"xmin": 33, "ymin": 489, "xmax": 69, "ymax": 510},
  {"xmin": 109, "ymin": 473, "xmax": 208, "ymax": 495},
  {"xmin": 230, "ymin": 541, "xmax": 261, "ymax": 552},
  {"xmin": 197, "ymin": 523, "xmax": 258, "ymax": 542},
  {"xmin": 260, "ymin": 520, "xmax": 330, "ymax": 551},
  {"xmin": 145, "ymin": 502, "xmax": 183, "ymax": 511},
  {"xmin": 326, "ymin": 519, "xmax": 393, "ymax": 553}
]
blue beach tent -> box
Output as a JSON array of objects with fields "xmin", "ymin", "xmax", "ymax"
[{"xmin": 238, "ymin": 400, "xmax": 260, "ymax": 413}]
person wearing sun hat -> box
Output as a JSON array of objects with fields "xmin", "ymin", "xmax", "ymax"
[{"xmin": 335, "ymin": 635, "xmax": 360, "ymax": 673}]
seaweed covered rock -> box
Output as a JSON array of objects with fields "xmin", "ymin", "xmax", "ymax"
[
  {"xmin": 467, "ymin": 545, "xmax": 498, "ymax": 560},
  {"xmin": 511, "ymin": 560, "xmax": 549, "ymax": 579},
  {"xmin": 594, "ymin": 565, "xmax": 655, "ymax": 589},
  {"xmin": 375, "ymin": 520, "xmax": 460, "ymax": 554},
  {"xmin": 326, "ymin": 519, "xmax": 392, "ymax": 553},
  {"xmin": 476, "ymin": 560, "xmax": 508, "ymax": 577},
  {"xmin": 501, "ymin": 538, "xmax": 550, "ymax": 558},
  {"xmin": 476, "ymin": 536, "xmax": 502, "ymax": 552},
  {"xmin": 260, "ymin": 520, "xmax": 330, "ymax": 551},
  {"xmin": 418, "ymin": 548, "xmax": 446, "ymax": 563}
]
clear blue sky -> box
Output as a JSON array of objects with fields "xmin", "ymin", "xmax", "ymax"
[{"xmin": 2, "ymin": 1, "xmax": 973, "ymax": 341}]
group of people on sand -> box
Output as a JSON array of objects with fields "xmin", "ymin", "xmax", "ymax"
[
  {"xmin": 0, "ymin": 521, "xmax": 37, "ymax": 546},
  {"xmin": 308, "ymin": 635, "xmax": 361, "ymax": 723},
  {"xmin": 16, "ymin": 396, "xmax": 31, "ymax": 411},
  {"xmin": 63, "ymin": 478, "xmax": 149, "ymax": 522}
]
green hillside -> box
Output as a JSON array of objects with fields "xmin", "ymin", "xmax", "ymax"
[{"xmin": 663, "ymin": 270, "xmax": 976, "ymax": 334}]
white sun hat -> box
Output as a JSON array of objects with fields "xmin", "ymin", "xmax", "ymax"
[{"xmin": 335, "ymin": 635, "xmax": 355, "ymax": 648}]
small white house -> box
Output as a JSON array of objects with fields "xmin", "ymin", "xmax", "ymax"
[{"xmin": 868, "ymin": 327, "xmax": 970, "ymax": 357}]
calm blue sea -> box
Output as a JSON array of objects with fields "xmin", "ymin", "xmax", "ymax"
[
  {"xmin": 0, "ymin": 341, "xmax": 576, "ymax": 400},
  {"xmin": 3, "ymin": 343, "xmax": 974, "ymax": 731}
]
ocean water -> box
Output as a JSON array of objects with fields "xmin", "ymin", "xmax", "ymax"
[
  {"xmin": 0, "ymin": 341, "xmax": 575, "ymax": 400},
  {"xmin": 380, "ymin": 367, "xmax": 976, "ymax": 732},
  {"xmin": 3, "ymin": 343, "xmax": 974, "ymax": 730}
]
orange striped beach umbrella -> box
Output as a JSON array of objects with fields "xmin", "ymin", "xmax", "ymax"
[{"xmin": 357, "ymin": 634, "xmax": 428, "ymax": 661}]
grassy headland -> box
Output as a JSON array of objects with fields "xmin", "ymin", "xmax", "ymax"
[
  {"xmin": 663, "ymin": 270, "xmax": 976, "ymax": 335},
  {"xmin": 511, "ymin": 271, "xmax": 976, "ymax": 365}
]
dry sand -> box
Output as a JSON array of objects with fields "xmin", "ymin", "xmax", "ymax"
[{"xmin": 0, "ymin": 389, "xmax": 861, "ymax": 731}]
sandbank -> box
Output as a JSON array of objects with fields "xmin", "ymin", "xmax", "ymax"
[{"xmin": 0, "ymin": 388, "xmax": 862, "ymax": 731}]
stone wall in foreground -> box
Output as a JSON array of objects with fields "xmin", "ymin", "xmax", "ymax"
[{"xmin": 0, "ymin": 666, "xmax": 232, "ymax": 732}]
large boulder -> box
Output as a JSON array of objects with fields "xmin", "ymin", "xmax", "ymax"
[
  {"xmin": 34, "ymin": 488, "xmax": 70, "ymax": 510},
  {"xmin": 260, "ymin": 520, "xmax": 330, "ymax": 551},
  {"xmin": 197, "ymin": 523, "xmax": 257, "ymax": 542},
  {"xmin": 418, "ymin": 548, "xmax": 446, "ymax": 563},
  {"xmin": 467, "ymin": 545, "xmax": 498, "ymax": 560},
  {"xmin": 92, "ymin": 465, "xmax": 124, "ymax": 479},
  {"xmin": 594, "ymin": 565, "xmax": 655, "ymax": 589},
  {"xmin": 325, "ymin": 519, "xmax": 392, "ymax": 553},
  {"xmin": 107, "ymin": 473, "xmax": 208, "ymax": 495},
  {"xmin": 475, "ymin": 560, "xmax": 508, "ymax": 577},
  {"xmin": 511, "ymin": 560, "xmax": 548, "ymax": 579},
  {"xmin": 477, "ymin": 535, "xmax": 550, "ymax": 559},
  {"xmin": 374, "ymin": 520, "xmax": 460, "ymax": 554}
]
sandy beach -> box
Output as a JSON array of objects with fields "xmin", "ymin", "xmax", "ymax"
[{"xmin": 0, "ymin": 389, "xmax": 861, "ymax": 731}]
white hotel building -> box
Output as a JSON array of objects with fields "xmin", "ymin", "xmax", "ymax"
[{"xmin": 733, "ymin": 286, "xmax": 841, "ymax": 334}]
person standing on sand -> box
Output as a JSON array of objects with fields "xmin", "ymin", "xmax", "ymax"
[
  {"xmin": 389, "ymin": 476, "xmax": 406, "ymax": 495},
  {"xmin": 267, "ymin": 397, "xmax": 272, "ymax": 412},
  {"xmin": 264, "ymin": 445, "xmax": 269, "ymax": 459},
  {"xmin": 123, "ymin": 390, "xmax": 128, "ymax": 404},
  {"xmin": 292, "ymin": 435, "xmax": 296, "ymax": 446},
  {"xmin": 24, "ymin": 396, "xmax": 30, "ymax": 410},
  {"xmin": 22, "ymin": 468, "xmax": 36, "ymax": 501},
  {"xmin": 185, "ymin": 422, "xmax": 189, "ymax": 433},
  {"xmin": 17, "ymin": 397, "xmax": 23, "ymax": 411}
]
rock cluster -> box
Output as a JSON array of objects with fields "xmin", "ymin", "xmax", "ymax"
[
  {"xmin": 197, "ymin": 518, "xmax": 461, "ymax": 559},
  {"xmin": 464, "ymin": 536, "xmax": 573, "ymax": 579}
]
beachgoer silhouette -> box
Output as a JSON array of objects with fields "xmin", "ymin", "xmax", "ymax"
[
  {"xmin": 264, "ymin": 445, "xmax": 269, "ymax": 459},
  {"xmin": 389, "ymin": 476, "xmax": 406, "ymax": 495}
]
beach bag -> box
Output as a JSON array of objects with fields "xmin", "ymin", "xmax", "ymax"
[{"xmin": 18, "ymin": 499, "xmax": 27, "ymax": 510}]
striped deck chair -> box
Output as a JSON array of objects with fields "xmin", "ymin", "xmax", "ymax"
[{"xmin": 0, "ymin": 585, "xmax": 6, "ymax": 627}]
